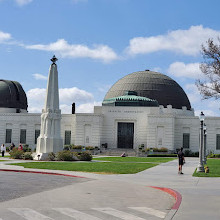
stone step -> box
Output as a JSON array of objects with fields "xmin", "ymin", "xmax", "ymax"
[{"xmin": 99, "ymin": 149, "xmax": 137, "ymax": 156}]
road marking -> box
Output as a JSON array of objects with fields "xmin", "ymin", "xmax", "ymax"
[
  {"xmin": 9, "ymin": 208, "xmax": 53, "ymax": 220},
  {"xmin": 92, "ymin": 207, "xmax": 146, "ymax": 220},
  {"xmin": 54, "ymin": 208, "xmax": 102, "ymax": 220},
  {"xmin": 129, "ymin": 207, "xmax": 166, "ymax": 218}
]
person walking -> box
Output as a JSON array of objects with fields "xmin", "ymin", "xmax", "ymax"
[
  {"xmin": 178, "ymin": 147, "xmax": 185, "ymax": 174},
  {"xmin": 1, "ymin": 144, "xmax": 6, "ymax": 157}
]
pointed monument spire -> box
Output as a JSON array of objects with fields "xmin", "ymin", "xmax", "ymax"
[{"xmin": 35, "ymin": 56, "xmax": 63, "ymax": 160}]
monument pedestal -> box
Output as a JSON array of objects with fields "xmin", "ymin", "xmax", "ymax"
[{"xmin": 34, "ymin": 137, "xmax": 63, "ymax": 160}]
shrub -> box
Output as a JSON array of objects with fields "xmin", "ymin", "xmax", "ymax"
[
  {"xmin": 78, "ymin": 151, "xmax": 92, "ymax": 161},
  {"xmin": 9, "ymin": 148, "xmax": 24, "ymax": 159},
  {"xmin": 85, "ymin": 146, "xmax": 95, "ymax": 150},
  {"xmin": 71, "ymin": 145, "xmax": 83, "ymax": 150},
  {"xmin": 47, "ymin": 152, "xmax": 56, "ymax": 161},
  {"xmin": 152, "ymin": 147, "xmax": 168, "ymax": 152},
  {"xmin": 6, "ymin": 147, "xmax": 10, "ymax": 152},
  {"xmin": 63, "ymin": 145, "xmax": 71, "ymax": 151},
  {"xmin": 207, "ymin": 154, "xmax": 220, "ymax": 158},
  {"xmin": 22, "ymin": 152, "xmax": 33, "ymax": 160},
  {"xmin": 23, "ymin": 146, "xmax": 32, "ymax": 152},
  {"xmin": 56, "ymin": 150, "xmax": 77, "ymax": 161},
  {"xmin": 148, "ymin": 154, "xmax": 177, "ymax": 157}
]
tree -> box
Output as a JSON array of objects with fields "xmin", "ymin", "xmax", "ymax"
[{"xmin": 196, "ymin": 38, "xmax": 220, "ymax": 99}]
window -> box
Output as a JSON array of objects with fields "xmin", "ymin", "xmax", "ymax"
[
  {"xmin": 183, "ymin": 133, "xmax": 190, "ymax": 149},
  {"xmin": 20, "ymin": 129, "xmax": 26, "ymax": 144},
  {"xmin": 35, "ymin": 130, "xmax": 40, "ymax": 144},
  {"xmin": 65, "ymin": 130, "xmax": 71, "ymax": 145},
  {"xmin": 216, "ymin": 134, "xmax": 220, "ymax": 150},
  {"xmin": 5, "ymin": 129, "xmax": 12, "ymax": 143}
]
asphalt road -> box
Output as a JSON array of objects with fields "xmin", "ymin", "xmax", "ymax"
[{"xmin": 0, "ymin": 171, "xmax": 90, "ymax": 202}]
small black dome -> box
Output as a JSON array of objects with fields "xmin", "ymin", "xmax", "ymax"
[
  {"xmin": 0, "ymin": 80, "xmax": 28, "ymax": 110},
  {"xmin": 104, "ymin": 70, "xmax": 191, "ymax": 110}
]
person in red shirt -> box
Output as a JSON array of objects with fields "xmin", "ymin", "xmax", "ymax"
[{"xmin": 18, "ymin": 144, "xmax": 23, "ymax": 151}]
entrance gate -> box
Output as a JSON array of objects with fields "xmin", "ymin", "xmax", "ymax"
[{"xmin": 117, "ymin": 122, "xmax": 134, "ymax": 148}]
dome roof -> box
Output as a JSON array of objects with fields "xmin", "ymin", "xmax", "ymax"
[
  {"xmin": 104, "ymin": 70, "xmax": 191, "ymax": 110},
  {"xmin": 0, "ymin": 80, "xmax": 28, "ymax": 110},
  {"xmin": 103, "ymin": 91, "xmax": 159, "ymax": 107}
]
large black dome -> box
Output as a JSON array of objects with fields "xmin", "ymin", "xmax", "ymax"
[
  {"xmin": 104, "ymin": 70, "xmax": 191, "ymax": 110},
  {"xmin": 0, "ymin": 80, "xmax": 28, "ymax": 111}
]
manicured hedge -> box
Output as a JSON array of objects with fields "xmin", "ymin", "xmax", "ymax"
[{"xmin": 148, "ymin": 154, "xmax": 177, "ymax": 157}]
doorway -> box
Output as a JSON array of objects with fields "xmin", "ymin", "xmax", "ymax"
[{"xmin": 117, "ymin": 122, "xmax": 134, "ymax": 148}]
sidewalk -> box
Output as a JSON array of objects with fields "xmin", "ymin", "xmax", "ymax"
[{"xmin": 0, "ymin": 157, "xmax": 219, "ymax": 219}]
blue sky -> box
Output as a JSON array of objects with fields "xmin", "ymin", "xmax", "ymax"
[{"xmin": 1, "ymin": 0, "xmax": 220, "ymax": 116}]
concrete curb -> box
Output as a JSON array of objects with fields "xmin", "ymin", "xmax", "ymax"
[
  {"xmin": 0, "ymin": 168, "xmax": 86, "ymax": 178},
  {"xmin": 149, "ymin": 186, "xmax": 182, "ymax": 220}
]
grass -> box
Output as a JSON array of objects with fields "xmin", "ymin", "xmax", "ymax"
[
  {"xmin": 94, "ymin": 157, "xmax": 176, "ymax": 163},
  {"xmin": 9, "ymin": 161, "xmax": 158, "ymax": 174},
  {"xmin": 193, "ymin": 159, "xmax": 220, "ymax": 177}
]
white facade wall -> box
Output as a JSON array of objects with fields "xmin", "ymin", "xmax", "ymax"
[{"xmin": 1, "ymin": 105, "xmax": 220, "ymax": 153}]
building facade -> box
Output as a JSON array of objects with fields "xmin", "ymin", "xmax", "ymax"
[{"xmin": 0, "ymin": 70, "xmax": 220, "ymax": 153}]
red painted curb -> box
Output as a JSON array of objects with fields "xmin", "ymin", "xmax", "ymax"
[
  {"xmin": 0, "ymin": 169, "xmax": 86, "ymax": 179},
  {"xmin": 149, "ymin": 186, "xmax": 182, "ymax": 210}
]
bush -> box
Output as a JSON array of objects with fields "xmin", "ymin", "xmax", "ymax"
[
  {"xmin": 6, "ymin": 147, "xmax": 10, "ymax": 152},
  {"xmin": 9, "ymin": 148, "xmax": 24, "ymax": 159},
  {"xmin": 56, "ymin": 150, "xmax": 77, "ymax": 161},
  {"xmin": 71, "ymin": 145, "xmax": 83, "ymax": 150},
  {"xmin": 63, "ymin": 145, "xmax": 71, "ymax": 151},
  {"xmin": 85, "ymin": 146, "xmax": 95, "ymax": 150},
  {"xmin": 22, "ymin": 152, "xmax": 33, "ymax": 160},
  {"xmin": 78, "ymin": 151, "xmax": 92, "ymax": 161},
  {"xmin": 23, "ymin": 146, "xmax": 32, "ymax": 152},
  {"xmin": 148, "ymin": 154, "xmax": 177, "ymax": 157},
  {"xmin": 152, "ymin": 147, "xmax": 168, "ymax": 152},
  {"xmin": 207, "ymin": 154, "xmax": 220, "ymax": 158},
  {"xmin": 47, "ymin": 152, "xmax": 56, "ymax": 161}
]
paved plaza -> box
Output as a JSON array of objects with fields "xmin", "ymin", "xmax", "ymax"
[{"xmin": 0, "ymin": 157, "xmax": 219, "ymax": 220}]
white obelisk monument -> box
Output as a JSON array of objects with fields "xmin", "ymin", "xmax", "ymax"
[{"xmin": 35, "ymin": 55, "xmax": 63, "ymax": 160}]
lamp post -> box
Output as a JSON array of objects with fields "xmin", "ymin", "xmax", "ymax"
[
  {"xmin": 197, "ymin": 111, "xmax": 205, "ymax": 172},
  {"xmin": 203, "ymin": 123, "xmax": 207, "ymax": 165}
]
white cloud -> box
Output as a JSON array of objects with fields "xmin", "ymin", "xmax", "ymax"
[
  {"xmin": 167, "ymin": 62, "xmax": 203, "ymax": 79},
  {"xmin": 26, "ymin": 87, "xmax": 95, "ymax": 113},
  {"xmin": 184, "ymin": 83, "xmax": 220, "ymax": 116},
  {"xmin": 127, "ymin": 25, "xmax": 220, "ymax": 56},
  {"xmin": 15, "ymin": 0, "xmax": 32, "ymax": 6},
  {"xmin": 0, "ymin": 31, "xmax": 11, "ymax": 43},
  {"xmin": 195, "ymin": 110, "xmax": 217, "ymax": 117},
  {"xmin": 26, "ymin": 39, "xmax": 118, "ymax": 63},
  {"xmin": 76, "ymin": 101, "xmax": 102, "ymax": 113},
  {"xmin": 59, "ymin": 87, "xmax": 93, "ymax": 104},
  {"xmin": 33, "ymin": 73, "xmax": 47, "ymax": 80},
  {"xmin": 152, "ymin": 67, "xmax": 162, "ymax": 72},
  {"xmin": 185, "ymin": 83, "xmax": 201, "ymax": 104},
  {"xmin": 60, "ymin": 104, "xmax": 72, "ymax": 114}
]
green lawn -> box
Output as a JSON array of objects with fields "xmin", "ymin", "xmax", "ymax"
[
  {"xmin": 10, "ymin": 161, "xmax": 158, "ymax": 174},
  {"xmin": 94, "ymin": 157, "xmax": 176, "ymax": 163},
  {"xmin": 193, "ymin": 159, "xmax": 220, "ymax": 177}
]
